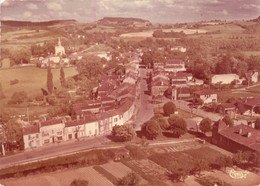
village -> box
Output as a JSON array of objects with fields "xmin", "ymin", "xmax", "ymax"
[{"xmin": 0, "ymin": 8, "xmax": 260, "ymax": 186}]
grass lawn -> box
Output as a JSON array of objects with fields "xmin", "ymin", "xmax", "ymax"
[
  {"xmin": 0, "ymin": 66, "xmax": 78, "ymax": 115},
  {"xmin": 0, "ymin": 66, "xmax": 78, "ymax": 99}
]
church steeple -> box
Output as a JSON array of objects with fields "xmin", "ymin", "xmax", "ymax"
[{"xmin": 58, "ymin": 37, "xmax": 61, "ymax": 46}]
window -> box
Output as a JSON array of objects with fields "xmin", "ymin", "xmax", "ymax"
[
  {"xmin": 89, "ymin": 130, "xmax": 91, "ymax": 135},
  {"xmin": 28, "ymin": 135, "xmax": 31, "ymax": 140},
  {"xmin": 57, "ymin": 131, "xmax": 62, "ymax": 135},
  {"xmin": 36, "ymin": 134, "xmax": 39, "ymax": 138},
  {"xmin": 114, "ymin": 118, "xmax": 118, "ymax": 122},
  {"xmin": 44, "ymin": 139, "xmax": 49, "ymax": 144}
]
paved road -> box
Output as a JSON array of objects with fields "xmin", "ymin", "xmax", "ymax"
[
  {"xmin": 134, "ymin": 68, "xmax": 154, "ymax": 130},
  {"xmin": 0, "ymin": 136, "xmax": 110, "ymax": 169}
]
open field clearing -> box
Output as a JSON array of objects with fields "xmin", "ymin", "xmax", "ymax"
[
  {"xmin": 0, "ymin": 166, "xmax": 113, "ymax": 186},
  {"xmin": 120, "ymin": 28, "xmax": 208, "ymax": 37},
  {"xmin": 0, "ymin": 66, "xmax": 78, "ymax": 99}
]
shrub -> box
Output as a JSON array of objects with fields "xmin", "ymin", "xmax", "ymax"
[
  {"xmin": 168, "ymin": 115, "xmax": 187, "ymax": 137},
  {"xmin": 117, "ymin": 172, "xmax": 140, "ymax": 186},
  {"xmin": 163, "ymin": 102, "xmax": 176, "ymax": 116}
]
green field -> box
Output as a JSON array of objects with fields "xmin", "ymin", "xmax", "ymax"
[{"xmin": 0, "ymin": 66, "xmax": 78, "ymax": 99}]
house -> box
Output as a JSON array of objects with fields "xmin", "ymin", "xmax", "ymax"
[
  {"xmin": 245, "ymin": 70, "xmax": 259, "ymax": 83},
  {"xmin": 212, "ymin": 122, "xmax": 260, "ymax": 152},
  {"xmin": 151, "ymin": 78, "xmax": 170, "ymax": 97},
  {"xmin": 211, "ymin": 74, "xmax": 242, "ymax": 84},
  {"xmin": 164, "ymin": 59, "xmax": 186, "ymax": 72},
  {"xmin": 216, "ymin": 103, "xmax": 236, "ymax": 118},
  {"xmin": 39, "ymin": 118, "xmax": 65, "ymax": 145},
  {"xmin": 236, "ymin": 97, "xmax": 260, "ymax": 116},
  {"xmin": 193, "ymin": 89, "xmax": 217, "ymax": 104},
  {"xmin": 23, "ymin": 125, "xmax": 41, "ymax": 149}
]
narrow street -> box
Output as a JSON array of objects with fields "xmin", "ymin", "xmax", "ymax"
[{"xmin": 134, "ymin": 68, "xmax": 154, "ymax": 130}]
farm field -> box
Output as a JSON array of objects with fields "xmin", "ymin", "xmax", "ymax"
[
  {"xmin": 217, "ymin": 90, "xmax": 260, "ymax": 103},
  {"xmin": 120, "ymin": 28, "xmax": 208, "ymax": 38},
  {"xmin": 0, "ymin": 66, "xmax": 78, "ymax": 99}
]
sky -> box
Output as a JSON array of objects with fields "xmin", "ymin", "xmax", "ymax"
[{"xmin": 1, "ymin": 0, "xmax": 260, "ymax": 23}]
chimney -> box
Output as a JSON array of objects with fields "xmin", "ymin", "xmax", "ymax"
[
  {"xmin": 248, "ymin": 132, "xmax": 252, "ymax": 138},
  {"xmin": 239, "ymin": 129, "xmax": 243, "ymax": 134}
]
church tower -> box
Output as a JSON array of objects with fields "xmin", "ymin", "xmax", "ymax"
[{"xmin": 55, "ymin": 37, "xmax": 65, "ymax": 56}]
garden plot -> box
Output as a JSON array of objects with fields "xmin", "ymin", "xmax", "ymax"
[
  {"xmin": 129, "ymin": 159, "xmax": 170, "ymax": 181},
  {"xmin": 100, "ymin": 161, "xmax": 133, "ymax": 178}
]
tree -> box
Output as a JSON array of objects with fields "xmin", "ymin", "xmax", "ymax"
[
  {"xmin": 163, "ymin": 102, "xmax": 177, "ymax": 116},
  {"xmin": 199, "ymin": 118, "xmax": 212, "ymax": 133},
  {"xmin": 60, "ymin": 67, "xmax": 66, "ymax": 88},
  {"xmin": 47, "ymin": 66, "xmax": 54, "ymax": 94},
  {"xmin": 0, "ymin": 83, "xmax": 5, "ymax": 99},
  {"xmin": 70, "ymin": 179, "xmax": 88, "ymax": 186},
  {"xmin": 222, "ymin": 115, "xmax": 234, "ymax": 127},
  {"xmin": 117, "ymin": 172, "xmax": 140, "ymax": 186},
  {"xmin": 10, "ymin": 47, "xmax": 31, "ymax": 65},
  {"xmin": 141, "ymin": 120, "xmax": 162, "ymax": 140},
  {"xmin": 77, "ymin": 55, "xmax": 103, "ymax": 79},
  {"xmin": 2, "ymin": 119, "xmax": 24, "ymax": 150},
  {"xmin": 111, "ymin": 124, "xmax": 136, "ymax": 142},
  {"xmin": 215, "ymin": 55, "xmax": 232, "ymax": 74},
  {"xmin": 8, "ymin": 91, "xmax": 28, "ymax": 104},
  {"xmin": 66, "ymin": 77, "xmax": 76, "ymax": 89},
  {"xmin": 168, "ymin": 116, "xmax": 187, "ymax": 137}
]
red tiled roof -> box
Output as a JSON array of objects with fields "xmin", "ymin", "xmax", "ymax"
[
  {"xmin": 41, "ymin": 118, "xmax": 63, "ymax": 127},
  {"xmin": 219, "ymin": 124, "xmax": 260, "ymax": 152},
  {"xmin": 219, "ymin": 103, "xmax": 236, "ymax": 109},
  {"xmin": 23, "ymin": 125, "xmax": 40, "ymax": 135},
  {"xmin": 194, "ymin": 89, "xmax": 216, "ymax": 95}
]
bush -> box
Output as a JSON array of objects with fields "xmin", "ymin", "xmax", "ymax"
[
  {"xmin": 10, "ymin": 79, "xmax": 19, "ymax": 85},
  {"xmin": 163, "ymin": 102, "xmax": 176, "ymax": 116},
  {"xmin": 117, "ymin": 172, "xmax": 140, "ymax": 186}
]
